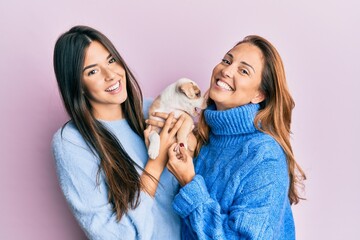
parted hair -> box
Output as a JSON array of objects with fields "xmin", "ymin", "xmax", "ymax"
[{"xmin": 53, "ymin": 25, "xmax": 146, "ymax": 220}]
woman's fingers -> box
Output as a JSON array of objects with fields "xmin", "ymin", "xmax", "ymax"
[
  {"xmin": 179, "ymin": 144, "xmax": 190, "ymax": 161},
  {"xmin": 146, "ymin": 119, "xmax": 164, "ymax": 128},
  {"xmin": 144, "ymin": 125, "xmax": 152, "ymax": 147},
  {"xmin": 144, "ymin": 125, "xmax": 152, "ymax": 137},
  {"xmin": 167, "ymin": 142, "xmax": 195, "ymax": 186},
  {"xmin": 169, "ymin": 114, "xmax": 185, "ymax": 137},
  {"xmin": 146, "ymin": 118, "xmax": 177, "ymax": 128},
  {"xmin": 168, "ymin": 142, "xmax": 178, "ymax": 154},
  {"xmin": 146, "ymin": 112, "xmax": 177, "ymax": 128},
  {"xmin": 152, "ymin": 112, "xmax": 170, "ymax": 119},
  {"xmin": 162, "ymin": 112, "xmax": 175, "ymax": 133}
]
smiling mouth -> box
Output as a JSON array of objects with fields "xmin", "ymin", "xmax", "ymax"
[
  {"xmin": 216, "ymin": 80, "xmax": 234, "ymax": 91},
  {"xmin": 105, "ymin": 81, "xmax": 120, "ymax": 92}
]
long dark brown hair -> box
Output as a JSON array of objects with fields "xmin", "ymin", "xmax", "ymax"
[
  {"xmin": 196, "ymin": 35, "xmax": 306, "ymax": 205},
  {"xmin": 53, "ymin": 25, "xmax": 146, "ymax": 220}
]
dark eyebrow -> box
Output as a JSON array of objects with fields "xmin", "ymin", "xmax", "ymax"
[
  {"xmin": 83, "ymin": 54, "xmax": 113, "ymax": 72},
  {"xmin": 227, "ymin": 53, "xmax": 256, "ymax": 73},
  {"xmin": 83, "ymin": 64, "xmax": 96, "ymax": 72}
]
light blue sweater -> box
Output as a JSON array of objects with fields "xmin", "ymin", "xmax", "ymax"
[
  {"xmin": 173, "ymin": 104, "xmax": 295, "ymax": 240},
  {"xmin": 52, "ymin": 102, "xmax": 180, "ymax": 240}
]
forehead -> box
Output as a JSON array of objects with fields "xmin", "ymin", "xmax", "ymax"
[
  {"xmin": 229, "ymin": 43, "xmax": 264, "ymax": 69},
  {"xmin": 84, "ymin": 41, "xmax": 109, "ymax": 65}
]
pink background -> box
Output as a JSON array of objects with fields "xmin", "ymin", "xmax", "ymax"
[{"xmin": 1, "ymin": 0, "xmax": 359, "ymax": 239}]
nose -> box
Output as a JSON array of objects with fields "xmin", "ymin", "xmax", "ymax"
[
  {"xmin": 221, "ymin": 64, "xmax": 235, "ymax": 78},
  {"xmin": 104, "ymin": 67, "xmax": 116, "ymax": 81}
]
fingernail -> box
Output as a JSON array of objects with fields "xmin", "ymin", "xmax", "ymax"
[{"xmin": 179, "ymin": 143, "xmax": 184, "ymax": 148}]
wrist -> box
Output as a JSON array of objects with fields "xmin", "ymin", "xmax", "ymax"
[
  {"xmin": 181, "ymin": 172, "xmax": 195, "ymax": 186},
  {"xmin": 144, "ymin": 160, "xmax": 164, "ymax": 180}
]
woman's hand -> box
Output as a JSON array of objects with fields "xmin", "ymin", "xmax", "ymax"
[
  {"xmin": 156, "ymin": 113, "xmax": 186, "ymax": 163},
  {"xmin": 144, "ymin": 125, "xmax": 152, "ymax": 149},
  {"xmin": 145, "ymin": 112, "xmax": 179, "ymax": 129},
  {"xmin": 167, "ymin": 142, "xmax": 195, "ymax": 186},
  {"xmin": 146, "ymin": 112, "xmax": 198, "ymax": 157},
  {"xmin": 142, "ymin": 112, "xmax": 185, "ymax": 196}
]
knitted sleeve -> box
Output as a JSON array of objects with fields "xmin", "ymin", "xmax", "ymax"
[
  {"xmin": 52, "ymin": 128, "xmax": 155, "ymax": 240},
  {"xmin": 172, "ymin": 157, "xmax": 290, "ymax": 239}
]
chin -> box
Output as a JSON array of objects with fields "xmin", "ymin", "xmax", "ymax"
[
  {"xmin": 117, "ymin": 94, "xmax": 128, "ymax": 105},
  {"xmin": 209, "ymin": 90, "xmax": 225, "ymax": 104}
]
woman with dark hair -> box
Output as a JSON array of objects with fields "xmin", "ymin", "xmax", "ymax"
[
  {"xmin": 166, "ymin": 35, "xmax": 306, "ymax": 239},
  {"xmin": 52, "ymin": 25, "xmax": 184, "ymax": 239}
]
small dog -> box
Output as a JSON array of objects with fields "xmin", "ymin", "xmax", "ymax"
[{"xmin": 147, "ymin": 77, "xmax": 205, "ymax": 159}]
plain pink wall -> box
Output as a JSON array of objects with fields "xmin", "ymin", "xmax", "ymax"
[{"xmin": 1, "ymin": 0, "xmax": 359, "ymax": 239}]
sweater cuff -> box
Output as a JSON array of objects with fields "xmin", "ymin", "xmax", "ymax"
[{"xmin": 172, "ymin": 175, "xmax": 209, "ymax": 218}]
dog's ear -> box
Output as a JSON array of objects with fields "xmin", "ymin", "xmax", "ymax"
[{"xmin": 177, "ymin": 82, "xmax": 200, "ymax": 99}]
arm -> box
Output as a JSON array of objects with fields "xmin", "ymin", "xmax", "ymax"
[
  {"xmin": 171, "ymin": 154, "xmax": 290, "ymax": 239},
  {"xmin": 52, "ymin": 132, "xmax": 154, "ymax": 240},
  {"xmin": 141, "ymin": 112, "xmax": 185, "ymax": 196}
]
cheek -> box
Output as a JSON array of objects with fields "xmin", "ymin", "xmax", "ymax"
[
  {"xmin": 212, "ymin": 65, "xmax": 221, "ymax": 77},
  {"xmin": 84, "ymin": 81, "xmax": 102, "ymax": 96},
  {"xmin": 115, "ymin": 65, "xmax": 126, "ymax": 75},
  {"xmin": 210, "ymin": 67, "xmax": 220, "ymax": 86}
]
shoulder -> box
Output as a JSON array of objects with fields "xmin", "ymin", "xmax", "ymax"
[
  {"xmin": 53, "ymin": 121, "xmax": 85, "ymax": 143},
  {"xmin": 52, "ymin": 121, "xmax": 90, "ymax": 155},
  {"xmin": 242, "ymin": 133, "xmax": 288, "ymax": 179},
  {"xmin": 246, "ymin": 132, "xmax": 285, "ymax": 160},
  {"xmin": 52, "ymin": 122, "xmax": 99, "ymax": 178}
]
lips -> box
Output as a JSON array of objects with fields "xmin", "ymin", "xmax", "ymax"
[
  {"xmin": 105, "ymin": 81, "xmax": 120, "ymax": 92},
  {"xmin": 216, "ymin": 79, "xmax": 234, "ymax": 91}
]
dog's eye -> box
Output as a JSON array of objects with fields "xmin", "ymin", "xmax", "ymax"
[{"xmin": 195, "ymin": 92, "xmax": 201, "ymax": 97}]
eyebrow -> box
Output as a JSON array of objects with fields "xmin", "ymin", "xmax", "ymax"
[
  {"xmin": 83, "ymin": 64, "xmax": 96, "ymax": 72},
  {"xmin": 82, "ymin": 54, "xmax": 113, "ymax": 72},
  {"xmin": 227, "ymin": 53, "xmax": 256, "ymax": 73}
]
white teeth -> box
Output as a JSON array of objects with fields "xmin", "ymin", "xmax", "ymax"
[
  {"xmin": 106, "ymin": 81, "xmax": 120, "ymax": 92},
  {"xmin": 216, "ymin": 80, "xmax": 233, "ymax": 91}
]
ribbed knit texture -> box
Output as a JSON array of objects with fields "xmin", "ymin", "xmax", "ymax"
[
  {"xmin": 173, "ymin": 104, "xmax": 295, "ymax": 240},
  {"xmin": 52, "ymin": 100, "xmax": 181, "ymax": 240}
]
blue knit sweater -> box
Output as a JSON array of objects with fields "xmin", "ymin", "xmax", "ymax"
[
  {"xmin": 173, "ymin": 104, "xmax": 295, "ymax": 240},
  {"xmin": 52, "ymin": 101, "xmax": 180, "ymax": 240}
]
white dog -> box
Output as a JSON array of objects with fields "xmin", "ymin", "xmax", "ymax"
[{"xmin": 147, "ymin": 77, "xmax": 205, "ymax": 159}]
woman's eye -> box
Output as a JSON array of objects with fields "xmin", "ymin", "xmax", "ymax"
[
  {"xmin": 109, "ymin": 57, "xmax": 116, "ymax": 64},
  {"xmin": 88, "ymin": 69, "xmax": 97, "ymax": 76},
  {"xmin": 221, "ymin": 59, "xmax": 230, "ymax": 65},
  {"xmin": 241, "ymin": 69, "xmax": 249, "ymax": 75}
]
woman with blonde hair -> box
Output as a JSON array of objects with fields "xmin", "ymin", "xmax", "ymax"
[{"xmin": 166, "ymin": 35, "xmax": 306, "ymax": 239}]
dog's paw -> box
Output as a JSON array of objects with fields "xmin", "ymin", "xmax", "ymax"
[
  {"xmin": 148, "ymin": 148, "xmax": 159, "ymax": 159},
  {"xmin": 148, "ymin": 132, "xmax": 161, "ymax": 159}
]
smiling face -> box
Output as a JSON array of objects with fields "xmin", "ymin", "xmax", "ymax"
[
  {"xmin": 209, "ymin": 42, "xmax": 265, "ymax": 111},
  {"xmin": 82, "ymin": 41, "xmax": 127, "ymax": 119}
]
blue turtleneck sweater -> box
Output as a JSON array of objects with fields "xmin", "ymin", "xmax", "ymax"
[{"xmin": 172, "ymin": 104, "xmax": 295, "ymax": 240}]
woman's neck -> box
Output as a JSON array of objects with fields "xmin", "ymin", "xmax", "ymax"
[{"xmin": 93, "ymin": 104, "xmax": 124, "ymax": 121}]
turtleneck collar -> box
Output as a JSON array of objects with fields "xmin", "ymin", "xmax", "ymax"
[{"xmin": 204, "ymin": 103, "xmax": 260, "ymax": 146}]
